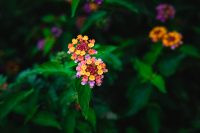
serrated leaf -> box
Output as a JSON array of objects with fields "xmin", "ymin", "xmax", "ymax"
[
  {"xmin": 180, "ymin": 45, "xmax": 200, "ymax": 58},
  {"xmin": 151, "ymin": 74, "xmax": 166, "ymax": 93},
  {"xmin": 32, "ymin": 112, "xmax": 61, "ymax": 129},
  {"xmin": 81, "ymin": 11, "xmax": 106, "ymax": 33},
  {"xmin": 71, "ymin": 0, "xmax": 80, "ymax": 17},
  {"xmin": 105, "ymin": 0, "xmax": 139, "ymax": 13},
  {"xmin": 77, "ymin": 85, "xmax": 92, "ymax": 119},
  {"xmin": 0, "ymin": 89, "xmax": 34, "ymax": 119}
]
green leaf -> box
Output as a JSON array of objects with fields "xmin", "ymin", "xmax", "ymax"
[
  {"xmin": 24, "ymin": 105, "xmax": 39, "ymax": 123},
  {"xmin": 105, "ymin": 0, "xmax": 139, "ymax": 13},
  {"xmin": 96, "ymin": 45, "xmax": 122, "ymax": 70},
  {"xmin": 87, "ymin": 108, "xmax": 96, "ymax": 129},
  {"xmin": 43, "ymin": 28, "xmax": 51, "ymax": 37},
  {"xmin": 151, "ymin": 74, "xmax": 166, "ymax": 93},
  {"xmin": 0, "ymin": 89, "xmax": 34, "ymax": 119},
  {"xmin": 42, "ymin": 15, "xmax": 55, "ymax": 23},
  {"xmin": 34, "ymin": 61, "xmax": 75, "ymax": 77},
  {"xmin": 32, "ymin": 112, "xmax": 61, "ymax": 129},
  {"xmin": 0, "ymin": 75, "xmax": 7, "ymax": 85},
  {"xmin": 134, "ymin": 59, "xmax": 153, "ymax": 80},
  {"xmin": 126, "ymin": 84, "xmax": 152, "ymax": 116},
  {"xmin": 133, "ymin": 59, "xmax": 166, "ymax": 93},
  {"xmin": 63, "ymin": 110, "xmax": 76, "ymax": 133},
  {"xmin": 16, "ymin": 69, "xmax": 35, "ymax": 82},
  {"xmin": 81, "ymin": 11, "xmax": 106, "ymax": 33},
  {"xmin": 180, "ymin": 45, "xmax": 200, "ymax": 58},
  {"xmin": 24, "ymin": 89, "xmax": 40, "ymax": 123},
  {"xmin": 159, "ymin": 54, "xmax": 185, "ymax": 77},
  {"xmin": 44, "ymin": 37, "xmax": 55, "ymax": 55},
  {"xmin": 71, "ymin": 0, "xmax": 80, "ymax": 17},
  {"xmin": 146, "ymin": 104, "xmax": 161, "ymax": 133},
  {"xmin": 144, "ymin": 43, "xmax": 163, "ymax": 65},
  {"xmin": 60, "ymin": 88, "xmax": 78, "ymax": 106},
  {"xmin": 77, "ymin": 85, "xmax": 92, "ymax": 119}
]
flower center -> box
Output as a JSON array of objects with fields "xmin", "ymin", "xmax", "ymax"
[
  {"xmin": 76, "ymin": 41, "xmax": 89, "ymax": 51},
  {"xmin": 155, "ymin": 30, "xmax": 161, "ymax": 35},
  {"xmin": 86, "ymin": 65, "xmax": 97, "ymax": 75},
  {"xmin": 167, "ymin": 36, "xmax": 175, "ymax": 42}
]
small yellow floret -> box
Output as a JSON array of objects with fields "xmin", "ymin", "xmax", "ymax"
[{"xmin": 89, "ymin": 75, "xmax": 95, "ymax": 81}]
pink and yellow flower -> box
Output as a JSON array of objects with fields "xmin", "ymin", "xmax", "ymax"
[
  {"xmin": 76, "ymin": 55, "xmax": 108, "ymax": 88},
  {"xmin": 68, "ymin": 35, "xmax": 97, "ymax": 63},
  {"xmin": 162, "ymin": 31, "xmax": 183, "ymax": 49},
  {"xmin": 149, "ymin": 26, "xmax": 167, "ymax": 42}
]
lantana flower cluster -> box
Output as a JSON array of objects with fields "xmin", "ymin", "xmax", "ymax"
[
  {"xmin": 149, "ymin": 4, "xmax": 183, "ymax": 50},
  {"xmin": 84, "ymin": 0, "xmax": 103, "ymax": 13},
  {"xmin": 149, "ymin": 26, "xmax": 183, "ymax": 49},
  {"xmin": 156, "ymin": 4, "xmax": 176, "ymax": 22},
  {"xmin": 68, "ymin": 35, "xmax": 108, "ymax": 88},
  {"xmin": 68, "ymin": 35, "xmax": 97, "ymax": 63}
]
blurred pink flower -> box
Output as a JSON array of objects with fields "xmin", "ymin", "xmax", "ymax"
[
  {"xmin": 156, "ymin": 4, "xmax": 176, "ymax": 22},
  {"xmin": 37, "ymin": 38, "xmax": 45, "ymax": 50},
  {"xmin": 51, "ymin": 26, "xmax": 62, "ymax": 38}
]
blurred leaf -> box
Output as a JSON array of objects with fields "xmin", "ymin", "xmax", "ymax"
[
  {"xmin": 180, "ymin": 45, "xmax": 200, "ymax": 58},
  {"xmin": 42, "ymin": 15, "xmax": 55, "ymax": 23},
  {"xmin": 81, "ymin": 11, "xmax": 106, "ymax": 33},
  {"xmin": 14, "ymin": 69, "xmax": 35, "ymax": 85},
  {"xmin": 146, "ymin": 104, "xmax": 161, "ymax": 133},
  {"xmin": 76, "ymin": 121, "xmax": 93, "ymax": 133},
  {"xmin": 44, "ymin": 37, "xmax": 55, "ymax": 55},
  {"xmin": 144, "ymin": 43, "xmax": 163, "ymax": 65},
  {"xmin": 87, "ymin": 108, "xmax": 96, "ymax": 129},
  {"xmin": 43, "ymin": 28, "xmax": 51, "ymax": 37},
  {"xmin": 24, "ymin": 105, "xmax": 39, "ymax": 123},
  {"xmin": 104, "ymin": 53, "xmax": 122, "ymax": 71},
  {"xmin": 32, "ymin": 111, "xmax": 61, "ymax": 129},
  {"xmin": 0, "ymin": 75, "xmax": 7, "ymax": 85},
  {"xmin": 34, "ymin": 61, "xmax": 74, "ymax": 76},
  {"xmin": 97, "ymin": 45, "xmax": 122, "ymax": 70},
  {"xmin": 159, "ymin": 54, "xmax": 185, "ymax": 77},
  {"xmin": 134, "ymin": 59, "xmax": 153, "ymax": 80},
  {"xmin": 0, "ymin": 89, "xmax": 34, "ymax": 119},
  {"xmin": 77, "ymin": 85, "xmax": 92, "ymax": 119},
  {"xmin": 134, "ymin": 59, "xmax": 166, "ymax": 93},
  {"xmin": 63, "ymin": 110, "xmax": 76, "ymax": 133},
  {"xmin": 60, "ymin": 88, "xmax": 78, "ymax": 106},
  {"xmin": 71, "ymin": 0, "xmax": 80, "ymax": 17},
  {"xmin": 105, "ymin": 0, "xmax": 139, "ymax": 13},
  {"xmin": 127, "ymin": 85, "xmax": 152, "ymax": 116},
  {"xmin": 151, "ymin": 74, "xmax": 166, "ymax": 93},
  {"xmin": 24, "ymin": 88, "xmax": 40, "ymax": 123}
]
